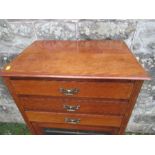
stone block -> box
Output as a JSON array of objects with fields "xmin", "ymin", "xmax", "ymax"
[
  {"xmin": 0, "ymin": 103, "xmax": 24, "ymax": 123},
  {"xmin": 35, "ymin": 20, "xmax": 76, "ymax": 40},
  {"xmin": 0, "ymin": 53, "xmax": 18, "ymax": 69},
  {"xmin": 135, "ymin": 53, "xmax": 155, "ymax": 78},
  {"xmin": 0, "ymin": 20, "xmax": 36, "ymax": 53},
  {"xmin": 77, "ymin": 20, "xmax": 137, "ymax": 44},
  {"xmin": 0, "ymin": 20, "xmax": 14, "ymax": 41},
  {"xmin": 131, "ymin": 20, "xmax": 155, "ymax": 54},
  {"xmin": 0, "ymin": 83, "xmax": 13, "ymax": 104}
]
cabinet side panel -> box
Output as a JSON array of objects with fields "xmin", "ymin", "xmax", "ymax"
[
  {"xmin": 3, "ymin": 77, "xmax": 36, "ymax": 134},
  {"xmin": 119, "ymin": 80, "xmax": 143, "ymax": 134}
]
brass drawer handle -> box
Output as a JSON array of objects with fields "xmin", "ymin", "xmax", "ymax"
[
  {"xmin": 64, "ymin": 105, "xmax": 80, "ymax": 112},
  {"xmin": 64, "ymin": 118, "xmax": 80, "ymax": 124},
  {"xmin": 59, "ymin": 88, "xmax": 79, "ymax": 96}
]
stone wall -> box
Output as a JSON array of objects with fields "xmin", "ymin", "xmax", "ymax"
[{"xmin": 0, "ymin": 19, "xmax": 154, "ymax": 134}]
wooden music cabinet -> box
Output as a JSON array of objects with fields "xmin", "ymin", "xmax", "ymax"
[{"xmin": 0, "ymin": 40, "xmax": 150, "ymax": 135}]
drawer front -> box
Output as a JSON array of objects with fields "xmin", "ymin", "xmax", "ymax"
[
  {"xmin": 20, "ymin": 96, "xmax": 128, "ymax": 115},
  {"xmin": 11, "ymin": 79, "xmax": 133, "ymax": 99},
  {"xmin": 32, "ymin": 122, "xmax": 119, "ymax": 135},
  {"xmin": 26, "ymin": 111, "xmax": 123, "ymax": 127}
]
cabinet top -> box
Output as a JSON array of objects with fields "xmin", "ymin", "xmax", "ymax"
[{"xmin": 0, "ymin": 40, "xmax": 150, "ymax": 80}]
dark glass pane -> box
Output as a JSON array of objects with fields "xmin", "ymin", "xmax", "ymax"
[{"xmin": 43, "ymin": 128, "xmax": 111, "ymax": 135}]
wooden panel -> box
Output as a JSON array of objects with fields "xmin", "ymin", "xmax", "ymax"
[
  {"xmin": 19, "ymin": 96, "xmax": 128, "ymax": 115},
  {"xmin": 11, "ymin": 79, "xmax": 134, "ymax": 99},
  {"xmin": 2, "ymin": 77, "xmax": 36, "ymax": 134},
  {"xmin": 119, "ymin": 81, "xmax": 144, "ymax": 134},
  {"xmin": 0, "ymin": 40, "xmax": 150, "ymax": 80},
  {"xmin": 32, "ymin": 122, "xmax": 119, "ymax": 135},
  {"xmin": 26, "ymin": 111, "xmax": 123, "ymax": 127}
]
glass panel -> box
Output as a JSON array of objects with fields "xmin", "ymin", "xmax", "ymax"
[{"xmin": 43, "ymin": 128, "xmax": 111, "ymax": 135}]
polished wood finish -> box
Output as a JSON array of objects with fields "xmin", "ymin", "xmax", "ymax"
[
  {"xmin": 19, "ymin": 96, "xmax": 128, "ymax": 115},
  {"xmin": 0, "ymin": 40, "xmax": 149, "ymax": 135},
  {"xmin": 119, "ymin": 81, "xmax": 143, "ymax": 134},
  {"xmin": 11, "ymin": 79, "xmax": 133, "ymax": 99},
  {"xmin": 0, "ymin": 40, "xmax": 149, "ymax": 80},
  {"xmin": 3, "ymin": 77, "xmax": 36, "ymax": 134},
  {"xmin": 32, "ymin": 122, "xmax": 119, "ymax": 135},
  {"xmin": 26, "ymin": 111, "xmax": 123, "ymax": 127}
]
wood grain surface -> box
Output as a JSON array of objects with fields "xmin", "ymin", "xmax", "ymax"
[
  {"xmin": 19, "ymin": 96, "xmax": 128, "ymax": 115},
  {"xmin": 0, "ymin": 40, "xmax": 150, "ymax": 80},
  {"xmin": 26, "ymin": 111, "xmax": 123, "ymax": 127},
  {"xmin": 11, "ymin": 78, "xmax": 134, "ymax": 99}
]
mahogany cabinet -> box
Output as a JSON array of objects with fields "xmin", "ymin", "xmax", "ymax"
[{"xmin": 0, "ymin": 40, "xmax": 150, "ymax": 135}]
